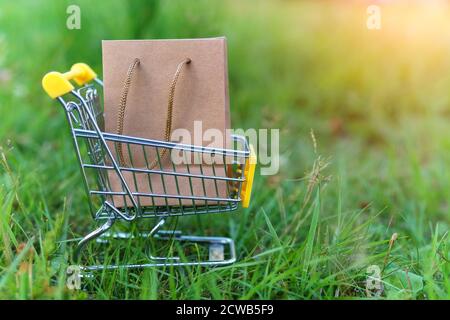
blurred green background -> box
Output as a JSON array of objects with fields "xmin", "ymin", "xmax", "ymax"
[{"xmin": 0, "ymin": 0, "xmax": 448, "ymax": 299}]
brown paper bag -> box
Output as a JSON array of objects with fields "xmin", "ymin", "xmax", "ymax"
[{"xmin": 102, "ymin": 38, "xmax": 231, "ymax": 207}]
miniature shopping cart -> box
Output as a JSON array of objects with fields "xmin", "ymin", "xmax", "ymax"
[{"xmin": 42, "ymin": 63, "xmax": 256, "ymax": 271}]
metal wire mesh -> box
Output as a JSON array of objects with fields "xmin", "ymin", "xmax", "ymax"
[{"xmin": 61, "ymin": 84, "xmax": 250, "ymax": 220}]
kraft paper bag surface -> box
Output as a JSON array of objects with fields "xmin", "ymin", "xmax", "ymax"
[
  {"xmin": 108, "ymin": 164, "xmax": 235, "ymax": 207},
  {"xmin": 102, "ymin": 38, "xmax": 232, "ymax": 207}
]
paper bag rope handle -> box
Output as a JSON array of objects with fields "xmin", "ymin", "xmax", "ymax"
[{"xmin": 116, "ymin": 57, "xmax": 191, "ymax": 168}]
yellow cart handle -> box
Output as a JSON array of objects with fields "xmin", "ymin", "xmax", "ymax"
[
  {"xmin": 241, "ymin": 144, "xmax": 257, "ymax": 208},
  {"xmin": 42, "ymin": 63, "xmax": 97, "ymax": 99}
]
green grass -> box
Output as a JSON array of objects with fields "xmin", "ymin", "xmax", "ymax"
[{"xmin": 0, "ymin": 0, "xmax": 449, "ymax": 299}]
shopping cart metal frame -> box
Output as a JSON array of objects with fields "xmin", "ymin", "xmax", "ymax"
[{"xmin": 42, "ymin": 63, "xmax": 256, "ymax": 271}]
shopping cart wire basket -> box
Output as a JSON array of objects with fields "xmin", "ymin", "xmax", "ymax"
[{"xmin": 42, "ymin": 63, "xmax": 256, "ymax": 271}]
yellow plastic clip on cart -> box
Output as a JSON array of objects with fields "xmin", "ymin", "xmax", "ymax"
[{"xmin": 42, "ymin": 62, "xmax": 257, "ymax": 271}]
